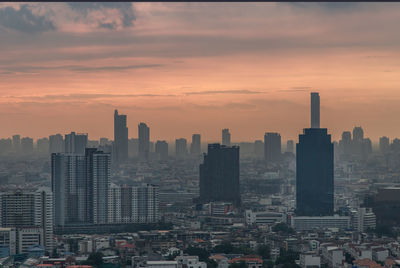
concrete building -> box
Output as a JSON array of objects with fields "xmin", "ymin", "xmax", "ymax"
[
  {"xmin": 222, "ymin": 129, "xmax": 231, "ymax": 146},
  {"xmin": 113, "ymin": 110, "xmax": 129, "ymax": 163},
  {"xmin": 245, "ymin": 210, "xmax": 284, "ymax": 225},
  {"xmin": 264, "ymin": 133, "xmax": 281, "ymax": 163},
  {"xmin": 175, "ymin": 138, "xmax": 187, "ymax": 159},
  {"xmin": 138, "ymin": 123, "xmax": 150, "ymax": 161},
  {"xmin": 190, "ymin": 134, "xmax": 201, "ymax": 156},
  {"xmin": 64, "ymin": 132, "xmax": 88, "ymax": 154},
  {"xmin": 300, "ymin": 252, "xmax": 321, "ymax": 268},
  {"xmin": 291, "ymin": 215, "xmax": 350, "ymax": 231}
]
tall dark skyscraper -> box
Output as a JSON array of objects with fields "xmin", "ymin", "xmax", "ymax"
[
  {"xmin": 138, "ymin": 123, "xmax": 150, "ymax": 160},
  {"xmin": 199, "ymin": 144, "xmax": 240, "ymax": 206},
  {"xmin": 222, "ymin": 129, "xmax": 231, "ymax": 146},
  {"xmin": 311, "ymin": 92, "xmax": 320, "ymax": 128},
  {"xmin": 190, "ymin": 134, "xmax": 201, "ymax": 155},
  {"xmin": 296, "ymin": 92, "xmax": 334, "ymax": 216},
  {"xmin": 114, "ymin": 110, "xmax": 128, "ymax": 163},
  {"xmin": 65, "ymin": 132, "xmax": 88, "ymax": 154},
  {"xmin": 264, "ymin": 132, "xmax": 281, "ymax": 162}
]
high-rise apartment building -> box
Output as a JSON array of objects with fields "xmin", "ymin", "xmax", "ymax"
[
  {"xmin": 12, "ymin": 135, "xmax": 21, "ymax": 153},
  {"xmin": 379, "ymin": 136, "xmax": 390, "ymax": 154},
  {"xmin": 51, "ymin": 148, "xmax": 110, "ymax": 226},
  {"xmin": 114, "ymin": 110, "xmax": 128, "ymax": 163},
  {"xmin": 64, "ymin": 132, "xmax": 88, "ymax": 154},
  {"xmin": 138, "ymin": 123, "xmax": 150, "ymax": 160},
  {"xmin": 190, "ymin": 134, "xmax": 201, "ymax": 155},
  {"xmin": 222, "ymin": 129, "xmax": 231, "ymax": 146},
  {"xmin": 296, "ymin": 92, "xmax": 334, "ymax": 216},
  {"xmin": 108, "ymin": 184, "xmax": 159, "ymax": 224},
  {"xmin": 199, "ymin": 144, "xmax": 240, "ymax": 206},
  {"xmin": 264, "ymin": 133, "xmax": 281, "ymax": 162},
  {"xmin": 21, "ymin": 137, "xmax": 34, "ymax": 154}
]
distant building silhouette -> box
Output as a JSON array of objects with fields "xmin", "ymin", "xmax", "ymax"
[
  {"xmin": 128, "ymin": 138, "xmax": 139, "ymax": 158},
  {"xmin": 113, "ymin": 110, "xmax": 128, "ymax": 163},
  {"xmin": 155, "ymin": 140, "xmax": 168, "ymax": 161},
  {"xmin": 379, "ymin": 136, "xmax": 390, "ymax": 154},
  {"xmin": 176, "ymin": 138, "xmax": 187, "ymax": 158},
  {"xmin": 64, "ymin": 132, "xmax": 87, "ymax": 154},
  {"xmin": 21, "ymin": 137, "xmax": 33, "ymax": 154},
  {"xmin": 190, "ymin": 134, "xmax": 201, "ymax": 155},
  {"xmin": 12, "ymin": 135, "xmax": 21, "ymax": 153},
  {"xmin": 199, "ymin": 144, "xmax": 240, "ymax": 206},
  {"xmin": 286, "ymin": 140, "xmax": 294, "ymax": 154},
  {"xmin": 222, "ymin": 129, "xmax": 231, "ymax": 146},
  {"xmin": 296, "ymin": 92, "xmax": 334, "ymax": 216},
  {"xmin": 37, "ymin": 137, "xmax": 49, "ymax": 154},
  {"xmin": 264, "ymin": 133, "xmax": 281, "ymax": 162},
  {"xmin": 49, "ymin": 134, "xmax": 64, "ymax": 154},
  {"xmin": 254, "ymin": 140, "xmax": 264, "ymax": 158},
  {"xmin": 138, "ymin": 123, "xmax": 150, "ymax": 160}
]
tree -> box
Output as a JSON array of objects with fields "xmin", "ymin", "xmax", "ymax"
[
  {"xmin": 229, "ymin": 261, "xmax": 248, "ymax": 268},
  {"xmin": 86, "ymin": 252, "xmax": 104, "ymax": 267},
  {"xmin": 184, "ymin": 247, "xmax": 210, "ymax": 262},
  {"xmin": 272, "ymin": 223, "xmax": 295, "ymax": 234},
  {"xmin": 257, "ymin": 245, "xmax": 271, "ymax": 259}
]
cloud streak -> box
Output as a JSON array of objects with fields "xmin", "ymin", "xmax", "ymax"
[{"xmin": 185, "ymin": 90, "xmax": 263, "ymax": 96}]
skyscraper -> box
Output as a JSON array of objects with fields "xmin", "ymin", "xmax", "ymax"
[
  {"xmin": 65, "ymin": 132, "xmax": 88, "ymax": 154},
  {"xmin": 190, "ymin": 134, "xmax": 201, "ymax": 155},
  {"xmin": 264, "ymin": 133, "xmax": 281, "ymax": 162},
  {"xmin": 176, "ymin": 138, "xmax": 187, "ymax": 158},
  {"xmin": 155, "ymin": 140, "xmax": 168, "ymax": 161},
  {"xmin": 138, "ymin": 123, "xmax": 150, "ymax": 160},
  {"xmin": 21, "ymin": 137, "xmax": 33, "ymax": 154},
  {"xmin": 51, "ymin": 148, "xmax": 110, "ymax": 226},
  {"xmin": 311, "ymin": 92, "xmax": 320, "ymax": 128},
  {"xmin": 199, "ymin": 144, "xmax": 240, "ymax": 206},
  {"xmin": 114, "ymin": 110, "xmax": 128, "ymax": 163},
  {"xmin": 353, "ymin": 126, "xmax": 364, "ymax": 141},
  {"xmin": 296, "ymin": 92, "xmax": 334, "ymax": 216},
  {"xmin": 222, "ymin": 129, "xmax": 231, "ymax": 146}
]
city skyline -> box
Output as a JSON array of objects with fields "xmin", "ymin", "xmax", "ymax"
[{"xmin": 1, "ymin": 3, "xmax": 400, "ymax": 140}]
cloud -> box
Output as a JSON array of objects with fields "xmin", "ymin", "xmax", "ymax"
[
  {"xmin": 0, "ymin": 64, "xmax": 164, "ymax": 74},
  {"xmin": 185, "ymin": 90, "xmax": 262, "ymax": 96},
  {"xmin": 6, "ymin": 93, "xmax": 175, "ymax": 102},
  {"xmin": 0, "ymin": 4, "xmax": 55, "ymax": 33},
  {"xmin": 67, "ymin": 2, "xmax": 135, "ymax": 29}
]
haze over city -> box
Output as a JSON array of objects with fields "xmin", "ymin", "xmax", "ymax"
[{"xmin": 1, "ymin": 2, "xmax": 400, "ymax": 141}]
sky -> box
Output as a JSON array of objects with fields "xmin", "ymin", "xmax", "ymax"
[{"xmin": 1, "ymin": 2, "xmax": 400, "ymax": 142}]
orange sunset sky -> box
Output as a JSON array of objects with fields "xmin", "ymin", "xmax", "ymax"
[{"xmin": 1, "ymin": 2, "xmax": 400, "ymax": 142}]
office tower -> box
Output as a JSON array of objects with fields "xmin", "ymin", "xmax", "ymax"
[
  {"xmin": 264, "ymin": 132, "xmax": 281, "ymax": 162},
  {"xmin": 199, "ymin": 144, "xmax": 240, "ymax": 206},
  {"xmin": 138, "ymin": 123, "xmax": 150, "ymax": 160},
  {"xmin": 176, "ymin": 138, "xmax": 187, "ymax": 158},
  {"xmin": 311, "ymin": 92, "xmax": 320, "ymax": 128},
  {"xmin": 254, "ymin": 140, "xmax": 264, "ymax": 158},
  {"xmin": 21, "ymin": 137, "xmax": 34, "ymax": 154},
  {"xmin": 37, "ymin": 138, "xmax": 49, "ymax": 154},
  {"xmin": 49, "ymin": 134, "xmax": 64, "ymax": 154},
  {"xmin": 51, "ymin": 148, "xmax": 110, "ymax": 226},
  {"xmin": 113, "ymin": 110, "xmax": 129, "ymax": 163},
  {"xmin": 64, "ymin": 132, "xmax": 88, "ymax": 154},
  {"xmin": 155, "ymin": 140, "xmax": 168, "ymax": 161},
  {"xmin": 0, "ymin": 188, "xmax": 54, "ymax": 253},
  {"xmin": 190, "ymin": 134, "xmax": 201, "ymax": 155},
  {"xmin": 128, "ymin": 138, "xmax": 139, "ymax": 158},
  {"xmin": 222, "ymin": 129, "xmax": 231, "ymax": 146},
  {"xmin": 296, "ymin": 92, "xmax": 334, "ymax": 216},
  {"xmin": 379, "ymin": 136, "xmax": 390, "ymax": 154},
  {"xmin": 108, "ymin": 184, "xmax": 159, "ymax": 224},
  {"xmin": 339, "ymin": 131, "xmax": 352, "ymax": 156},
  {"xmin": 12, "ymin": 135, "xmax": 21, "ymax": 153},
  {"xmin": 286, "ymin": 140, "xmax": 294, "ymax": 154}
]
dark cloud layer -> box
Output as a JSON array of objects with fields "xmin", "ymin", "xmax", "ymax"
[{"xmin": 0, "ymin": 5, "xmax": 55, "ymax": 33}]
